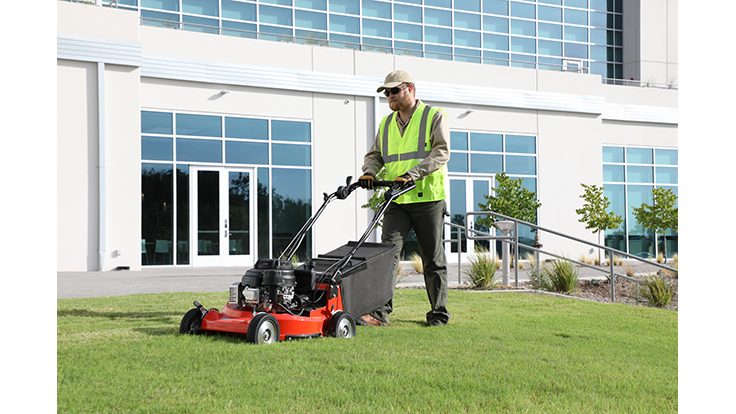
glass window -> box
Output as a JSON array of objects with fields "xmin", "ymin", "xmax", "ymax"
[
  {"xmin": 141, "ymin": 0, "xmax": 179, "ymax": 12},
  {"xmin": 510, "ymin": 53, "xmax": 536, "ymax": 68},
  {"xmin": 656, "ymin": 167, "xmax": 678, "ymax": 185},
  {"xmin": 483, "ymin": 0, "xmax": 508, "ymax": 15},
  {"xmin": 225, "ymin": 117, "xmax": 268, "ymax": 140},
  {"xmin": 603, "ymin": 165, "xmax": 624, "ymax": 182},
  {"xmin": 362, "ymin": 0, "xmax": 391, "ymax": 19},
  {"xmin": 538, "ymin": 5, "xmax": 562, "ymax": 22},
  {"xmin": 141, "ymin": 163, "xmax": 174, "ymax": 265},
  {"xmin": 448, "ymin": 153, "xmax": 469, "ymax": 172},
  {"xmin": 364, "ymin": 18, "xmax": 392, "ymax": 38},
  {"xmin": 295, "ymin": 10, "xmax": 327, "ymax": 30},
  {"xmin": 272, "ymin": 120, "xmax": 311, "ymax": 142},
  {"xmin": 142, "ymin": 136, "xmax": 173, "ymax": 161},
  {"xmin": 329, "ymin": 0, "xmax": 359, "ymax": 15},
  {"xmin": 538, "ymin": 22, "xmax": 562, "ymax": 39},
  {"xmin": 223, "ymin": 20, "xmax": 258, "ymax": 37},
  {"xmin": 394, "ymin": 23, "xmax": 421, "ymax": 41},
  {"xmin": 626, "ymin": 147, "xmax": 653, "ymax": 164},
  {"xmin": 261, "ymin": 0, "xmax": 292, "ymax": 5},
  {"xmin": 470, "ymin": 133, "xmax": 503, "ymax": 152},
  {"xmin": 564, "ymin": 25, "xmax": 587, "ymax": 42},
  {"xmin": 566, "ymin": 0, "xmax": 588, "ymax": 8},
  {"xmin": 506, "ymin": 155, "xmax": 535, "ymax": 175},
  {"xmin": 329, "ymin": 14, "xmax": 360, "ymax": 34},
  {"xmin": 182, "ymin": 0, "xmax": 219, "ymax": 17},
  {"xmin": 296, "ymin": 0, "xmax": 326, "ymax": 10},
  {"xmin": 183, "ymin": 15, "xmax": 219, "ymax": 34},
  {"xmin": 454, "ymin": 29, "xmax": 481, "ymax": 48},
  {"xmin": 589, "ymin": 45, "xmax": 608, "ymax": 61},
  {"xmin": 510, "ymin": 19, "xmax": 535, "ymax": 36},
  {"xmin": 655, "ymin": 149, "xmax": 678, "ymax": 165},
  {"xmin": 589, "ymin": 0, "xmax": 606, "ymax": 11},
  {"xmin": 564, "ymin": 42, "xmax": 587, "ymax": 58},
  {"xmin": 296, "ymin": 29, "xmax": 328, "ymax": 45},
  {"xmin": 451, "ymin": 131, "xmax": 468, "ymax": 150},
  {"xmin": 483, "ymin": 33, "xmax": 509, "ymax": 51},
  {"xmin": 455, "ymin": 0, "xmax": 481, "ymax": 12},
  {"xmin": 260, "ymin": 5, "xmax": 293, "ymax": 26},
  {"xmin": 176, "ymin": 138, "xmax": 223, "ymax": 163},
  {"xmin": 426, "ymin": 44, "xmax": 453, "ymax": 60},
  {"xmin": 564, "ymin": 8, "xmax": 587, "ymax": 25},
  {"xmin": 176, "ymin": 114, "xmax": 222, "ymax": 137},
  {"xmin": 395, "ymin": 41, "xmax": 423, "ymax": 57},
  {"xmin": 272, "ymin": 168, "xmax": 312, "ymax": 259},
  {"xmin": 141, "ymin": 10, "xmax": 180, "ymax": 28},
  {"xmin": 483, "ymin": 15, "xmax": 508, "ymax": 33},
  {"xmin": 426, "ymin": 0, "xmax": 452, "ymax": 8},
  {"xmin": 484, "ymin": 50, "xmax": 509, "ymax": 65},
  {"xmin": 538, "ymin": 0, "xmax": 561, "ymax": 5},
  {"xmin": 273, "ymin": 144, "xmax": 311, "ymax": 166},
  {"xmin": 425, "ymin": 26, "xmax": 452, "ymax": 44},
  {"xmin": 538, "ymin": 39, "xmax": 562, "ymax": 56},
  {"xmin": 455, "ymin": 47, "xmax": 482, "ymax": 63},
  {"xmin": 627, "ymin": 166, "xmax": 654, "ymax": 184},
  {"xmin": 222, "ymin": 0, "xmax": 256, "ymax": 21},
  {"xmin": 226, "ymin": 141, "xmax": 269, "ymax": 164},
  {"xmin": 425, "ymin": 8, "xmax": 452, "ymax": 27},
  {"xmin": 142, "ymin": 111, "xmax": 173, "ymax": 134},
  {"xmin": 471, "ymin": 153, "xmax": 502, "ymax": 174},
  {"xmin": 455, "ymin": 12, "xmax": 481, "ymax": 30},
  {"xmin": 603, "ymin": 146, "xmax": 623, "ymax": 163},
  {"xmin": 505, "ymin": 135, "xmax": 535, "ymax": 153},
  {"xmin": 329, "ymin": 33, "xmax": 360, "ymax": 48},
  {"xmin": 395, "ymin": 4, "xmax": 422, "ymax": 23},
  {"xmin": 589, "ymin": 12, "xmax": 607, "ymax": 28},
  {"xmin": 511, "ymin": 36, "xmax": 535, "ymax": 53},
  {"xmin": 363, "ymin": 37, "xmax": 391, "ymax": 52},
  {"xmin": 510, "ymin": 1, "xmax": 535, "ymax": 19}
]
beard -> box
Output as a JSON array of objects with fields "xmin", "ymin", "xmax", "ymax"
[{"xmin": 389, "ymin": 93, "xmax": 414, "ymax": 112}]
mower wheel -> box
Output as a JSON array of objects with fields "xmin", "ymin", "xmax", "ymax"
[
  {"xmin": 180, "ymin": 308, "xmax": 203, "ymax": 335},
  {"xmin": 328, "ymin": 311, "xmax": 356, "ymax": 339},
  {"xmin": 246, "ymin": 313, "xmax": 280, "ymax": 345}
]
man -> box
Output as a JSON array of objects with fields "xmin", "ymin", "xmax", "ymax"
[{"xmin": 357, "ymin": 70, "xmax": 451, "ymax": 327}]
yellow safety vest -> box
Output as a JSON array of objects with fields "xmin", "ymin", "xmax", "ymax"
[{"xmin": 379, "ymin": 102, "xmax": 447, "ymax": 204}]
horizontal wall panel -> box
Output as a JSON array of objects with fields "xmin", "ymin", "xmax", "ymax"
[{"xmin": 57, "ymin": 35, "xmax": 142, "ymax": 66}]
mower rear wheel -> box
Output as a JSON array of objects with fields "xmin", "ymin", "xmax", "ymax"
[
  {"xmin": 328, "ymin": 311, "xmax": 356, "ymax": 338},
  {"xmin": 246, "ymin": 313, "xmax": 280, "ymax": 344},
  {"xmin": 180, "ymin": 308, "xmax": 203, "ymax": 335}
]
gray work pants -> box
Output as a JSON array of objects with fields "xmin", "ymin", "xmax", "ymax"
[{"xmin": 371, "ymin": 199, "xmax": 450, "ymax": 325}]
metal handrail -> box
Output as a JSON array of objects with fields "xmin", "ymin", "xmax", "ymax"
[{"xmin": 462, "ymin": 211, "xmax": 677, "ymax": 302}]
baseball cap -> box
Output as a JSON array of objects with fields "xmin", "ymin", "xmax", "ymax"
[{"xmin": 376, "ymin": 70, "xmax": 414, "ymax": 93}]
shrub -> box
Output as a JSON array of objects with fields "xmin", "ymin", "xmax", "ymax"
[
  {"xmin": 544, "ymin": 258, "xmax": 579, "ymax": 293},
  {"xmin": 409, "ymin": 252, "xmax": 423, "ymax": 273},
  {"xmin": 638, "ymin": 274, "xmax": 674, "ymax": 308},
  {"xmin": 464, "ymin": 247, "xmax": 499, "ymax": 289}
]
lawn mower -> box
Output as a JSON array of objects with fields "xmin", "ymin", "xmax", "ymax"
[{"xmin": 180, "ymin": 176, "xmax": 415, "ymax": 344}]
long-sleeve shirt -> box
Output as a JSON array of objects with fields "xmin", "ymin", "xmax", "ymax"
[{"xmin": 362, "ymin": 100, "xmax": 451, "ymax": 181}]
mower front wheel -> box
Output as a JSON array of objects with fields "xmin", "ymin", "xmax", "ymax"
[
  {"xmin": 328, "ymin": 311, "xmax": 356, "ymax": 339},
  {"xmin": 180, "ymin": 308, "xmax": 203, "ymax": 335},
  {"xmin": 246, "ymin": 313, "xmax": 280, "ymax": 345}
]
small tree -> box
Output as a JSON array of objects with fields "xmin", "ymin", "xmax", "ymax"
[
  {"xmin": 575, "ymin": 183, "xmax": 624, "ymax": 265},
  {"xmin": 476, "ymin": 172, "xmax": 542, "ymax": 229},
  {"xmin": 632, "ymin": 187, "xmax": 678, "ymax": 260}
]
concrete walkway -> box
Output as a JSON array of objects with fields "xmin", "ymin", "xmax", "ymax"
[{"xmin": 57, "ymin": 260, "xmax": 664, "ymax": 299}]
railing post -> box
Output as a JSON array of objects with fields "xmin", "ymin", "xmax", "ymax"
[
  {"xmin": 457, "ymin": 226, "xmax": 462, "ymax": 285},
  {"xmin": 610, "ymin": 251, "xmax": 616, "ymax": 302}
]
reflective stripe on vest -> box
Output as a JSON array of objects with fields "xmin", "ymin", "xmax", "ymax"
[{"xmin": 381, "ymin": 106, "xmax": 433, "ymax": 164}]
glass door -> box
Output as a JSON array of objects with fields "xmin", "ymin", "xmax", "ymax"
[
  {"xmin": 446, "ymin": 176, "xmax": 496, "ymax": 262},
  {"xmin": 190, "ymin": 166, "xmax": 256, "ymax": 267}
]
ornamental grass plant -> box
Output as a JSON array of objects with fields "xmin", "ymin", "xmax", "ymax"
[
  {"xmin": 463, "ymin": 246, "xmax": 499, "ymax": 289},
  {"xmin": 638, "ymin": 273, "xmax": 675, "ymax": 308}
]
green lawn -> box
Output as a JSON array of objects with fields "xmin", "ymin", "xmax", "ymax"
[{"xmin": 58, "ymin": 290, "xmax": 677, "ymax": 413}]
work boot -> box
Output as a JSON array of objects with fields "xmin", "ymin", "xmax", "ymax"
[{"xmin": 357, "ymin": 314, "xmax": 388, "ymax": 326}]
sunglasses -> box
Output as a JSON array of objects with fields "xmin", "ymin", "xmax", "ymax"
[{"xmin": 383, "ymin": 83, "xmax": 410, "ymax": 97}]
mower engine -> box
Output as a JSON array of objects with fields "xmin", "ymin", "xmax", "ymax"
[{"xmin": 229, "ymin": 259, "xmax": 314, "ymax": 312}]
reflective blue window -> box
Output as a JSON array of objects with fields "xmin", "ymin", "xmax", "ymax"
[
  {"xmin": 272, "ymin": 144, "xmax": 311, "ymax": 166},
  {"xmin": 470, "ymin": 133, "xmax": 503, "ymax": 152},
  {"xmin": 260, "ymin": 5, "xmax": 293, "ymax": 25},
  {"xmin": 454, "ymin": 29, "xmax": 481, "ymax": 48},
  {"xmin": 455, "ymin": 0, "xmax": 481, "ymax": 12},
  {"xmin": 395, "ymin": 23, "xmax": 421, "ymax": 41},
  {"xmin": 539, "ymin": 39, "xmax": 562, "ymax": 56},
  {"xmin": 141, "ymin": 0, "xmax": 179, "ymax": 12},
  {"xmin": 142, "ymin": 136, "xmax": 173, "ymax": 161},
  {"xmin": 627, "ymin": 166, "xmax": 654, "ymax": 184},
  {"xmin": 564, "ymin": 25, "xmax": 588, "ymax": 42},
  {"xmin": 484, "ymin": 50, "xmax": 509, "ymax": 65},
  {"xmin": 511, "ymin": 36, "xmax": 535, "ymax": 53},
  {"xmin": 141, "ymin": 10, "xmax": 180, "ymax": 27},
  {"xmin": 261, "ymin": 0, "xmax": 292, "ymax": 5},
  {"xmin": 538, "ymin": 5, "xmax": 562, "ymax": 22},
  {"xmin": 538, "ymin": 0, "xmax": 561, "ymax": 5},
  {"xmin": 296, "ymin": 0, "xmax": 326, "ymax": 10},
  {"xmin": 176, "ymin": 114, "xmax": 222, "ymax": 137},
  {"xmin": 425, "ymin": 26, "xmax": 452, "ymax": 44},
  {"xmin": 603, "ymin": 146, "xmax": 624, "ymax": 163},
  {"xmin": 395, "ymin": 4, "xmax": 422, "ymax": 23},
  {"xmin": 603, "ymin": 165, "xmax": 624, "ymax": 182},
  {"xmin": 483, "ymin": 0, "xmax": 508, "ymax": 15},
  {"xmin": 483, "ymin": 33, "xmax": 509, "ymax": 51},
  {"xmin": 259, "ymin": 25, "xmax": 291, "ymax": 41},
  {"xmin": 364, "ymin": 18, "xmax": 392, "ymax": 38},
  {"xmin": 471, "ymin": 154, "xmax": 502, "ymax": 174},
  {"xmin": 330, "ymin": 14, "xmax": 360, "ymax": 34},
  {"xmin": 566, "ymin": 0, "xmax": 588, "ymax": 8},
  {"xmin": 589, "ymin": 12, "xmax": 607, "ymax": 28},
  {"xmin": 564, "ymin": 42, "xmax": 587, "ymax": 58},
  {"xmin": 222, "ymin": 0, "xmax": 256, "ymax": 21},
  {"xmin": 362, "ymin": 0, "xmax": 391, "ymax": 19},
  {"xmin": 177, "ymin": 138, "xmax": 222, "ymax": 163},
  {"xmin": 510, "ymin": 1, "xmax": 534, "ymax": 19},
  {"xmin": 142, "ymin": 111, "xmax": 173, "ymax": 134},
  {"xmin": 564, "ymin": 8, "xmax": 587, "ymax": 25},
  {"xmin": 272, "ymin": 120, "xmax": 311, "ymax": 142},
  {"xmin": 510, "ymin": 19, "xmax": 535, "ymax": 36},
  {"xmin": 295, "ymin": 10, "xmax": 327, "ymax": 30},
  {"xmin": 448, "ymin": 153, "xmax": 469, "ymax": 172},
  {"xmin": 183, "ymin": 15, "xmax": 219, "ymax": 33},
  {"xmin": 455, "ymin": 47, "xmax": 481, "ymax": 63},
  {"xmin": 451, "ymin": 131, "xmax": 468, "ymax": 150},
  {"xmin": 483, "ymin": 15, "xmax": 508, "ymax": 33},
  {"xmin": 226, "ymin": 141, "xmax": 269, "ymax": 164},
  {"xmin": 182, "ymin": 0, "xmax": 219, "ymax": 17},
  {"xmin": 506, "ymin": 155, "xmax": 535, "ymax": 174},
  {"xmin": 455, "ymin": 12, "xmax": 481, "ymax": 30},
  {"xmin": 426, "ymin": 44, "xmax": 453, "ymax": 60},
  {"xmin": 626, "ymin": 147, "xmax": 653, "ymax": 164},
  {"xmin": 425, "ymin": 8, "xmax": 452, "ymax": 27},
  {"xmin": 271, "ymin": 168, "xmax": 312, "ymax": 258},
  {"xmin": 656, "ymin": 167, "xmax": 678, "ymax": 185},
  {"xmin": 329, "ymin": 0, "xmax": 359, "ymax": 15},
  {"xmin": 223, "ymin": 20, "xmax": 258, "ymax": 37},
  {"xmin": 538, "ymin": 22, "xmax": 562, "ymax": 39},
  {"xmin": 655, "ymin": 149, "xmax": 678, "ymax": 165},
  {"xmin": 426, "ymin": 0, "xmax": 452, "ymax": 8},
  {"xmin": 505, "ymin": 135, "xmax": 535, "ymax": 153},
  {"xmin": 590, "ymin": 28, "xmax": 607, "ymax": 44},
  {"xmin": 225, "ymin": 117, "xmax": 268, "ymax": 140}
]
